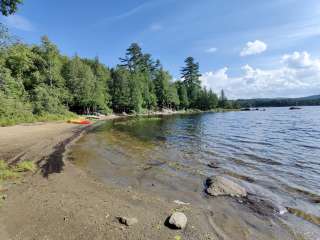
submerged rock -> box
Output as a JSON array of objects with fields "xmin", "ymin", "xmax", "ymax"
[
  {"xmin": 118, "ymin": 217, "xmax": 138, "ymax": 226},
  {"xmin": 246, "ymin": 195, "xmax": 287, "ymax": 215},
  {"xmin": 207, "ymin": 161, "xmax": 219, "ymax": 169},
  {"xmin": 206, "ymin": 176, "xmax": 247, "ymax": 197},
  {"xmin": 168, "ymin": 212, "xmax": 187, "ymax": 229}
]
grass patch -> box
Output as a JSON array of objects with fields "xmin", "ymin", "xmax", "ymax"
[
  {"xmin": 0, "ymin": 160, "xmax": 19, "ymax": 182},
  {"xmin": 0, "ymin": 160, "xmax": 36, "ymax": 183},
  {"xmin": 15, "ymin": 161, "xmax": 37, "ymax": 173},
  {"xmin": 0, "ymin": 112, "xmax": 77, "ymax": 127}
]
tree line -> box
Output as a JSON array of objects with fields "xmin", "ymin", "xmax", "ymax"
[
  {"xmin": 0, "ymin": 23, "xmax": 236, "ymax": 124},
  {"xmin": 236, "ymin": 96, "xmax": 320, "ymax": 108}
]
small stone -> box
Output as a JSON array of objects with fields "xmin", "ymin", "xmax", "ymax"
[
  {"xmin": 1, "ymin": 194, "xmax": 7, "ymax": 200},
  {"xmin": 118, "ymin": 217, "xmax": 138, "ymax": 226},
  {"xmin": 169, "ymin": 212, "xmax": 187, "ymax": 229},
  {"xmin": 173, "ymin": 200, "xmax": 190, "ymax": 205}
]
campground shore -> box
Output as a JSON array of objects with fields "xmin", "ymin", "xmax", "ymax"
[
  {"xmin": 0, "ymin": 112, "xmax": 298, "ymax": 240},
  {"xmin": 0, "ymin": 117, "xmax": 217, "ymax": 240}
]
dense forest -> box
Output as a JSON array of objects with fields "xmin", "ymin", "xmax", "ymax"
[
  {"xmin": 0, "ymin": 20, "xmax": 236, "ymax": 125},
  {"xmin": 236, "ymin": 95, "xmax": 320, "ymax": 108}
]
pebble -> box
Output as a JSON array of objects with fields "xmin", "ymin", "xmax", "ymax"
[
  {"xmin": 168, "ymin": 212, "xmax": 187, "ymax": 229},
  {"xmin": 118, "ymin": 217, "xmax": 138, "ymax": 226}
]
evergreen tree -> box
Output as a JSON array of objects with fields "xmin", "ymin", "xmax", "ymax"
[
  {"xmin": 176, "ymin": 81, "xmax": 189, "ymax": 109},
  {"xmin": 129, "ymin": 71, "xmax": 143, "ymax": 113},
  {"xmin": 0, "ymin": 0, "xmax": 23, "ymax": 16},
  {"xmin": 181, "ymin": 57, "xmax": 201, "ymax": 107},
  {"xmin": 208, "ymin": 89, "xmax": 218, "ymax": 109},
  {"xmin": 218, "ymin": 89, "xmax": 227, "ymax": 108},
  {"xmin": 120, "ymin": 43, "xmax": 144, "ymax": 72},
  {"xmin": 154, "ymin": 69, "xmax": 170, "ymax": 109}
]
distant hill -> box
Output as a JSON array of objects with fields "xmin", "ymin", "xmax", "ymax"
[{"xmin": 236, "ymin": 95, "xmax": 320, "ymax": 108}]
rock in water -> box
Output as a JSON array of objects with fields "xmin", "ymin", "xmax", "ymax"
[
  {"xmin": 208, "ymin": 161, "xmax": 219, "ymax": 169},
  {"xmin": 118, "ymin": 217, "xmax": 138, "ymax": 226},
  {"xmin": 206, "ymin": 176, "xmax": 247, "ymax": 197},
  {"xmin": 169, "ymin": 212, "xmax": 187, "ymax": 229}
]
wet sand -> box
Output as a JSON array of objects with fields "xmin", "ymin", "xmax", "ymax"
[
  {"xmin": 0, "ymin": 120, "xmax": 317, "ymax": 239},
  {"xmin": 0, "ymin": 121, "xmax": 214, "ymax": 239}
]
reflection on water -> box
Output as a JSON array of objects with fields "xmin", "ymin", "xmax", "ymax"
[{"xmin": 68, "ymin": 107, "xmax": 320, "ymax": 239}]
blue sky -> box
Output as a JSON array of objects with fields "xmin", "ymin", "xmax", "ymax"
[{"xmin": 1, "ymin": 0, "xmax": 320, "ymax": 99}]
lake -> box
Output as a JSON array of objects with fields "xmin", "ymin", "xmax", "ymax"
[{"xmin": 68, "ymin": 106, "xmax": 320, "ymax": 239}]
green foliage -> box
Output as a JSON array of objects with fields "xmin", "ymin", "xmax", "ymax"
[
  {"xmin": 0, "ymin": 160, "xmax": 19, "ymax": 182},
  {"xmin": 168, "ymin": 83, "xmax": 180, "ymax": 109},
  {"xmin": 110, "ymin": 67, "xmax": 131, "ymax": 113},
  {"xmin": 0, "ymin": 26, "xmax": 236, "ymax": 126},
  {"xmin": 154, "ymin": 69, "xmax": 170, "ymax": 108},
  {"xmin": 181, "ymin": 57, "xmax": 202, "ymax": 107},
  {"xmin": 31, "ymin": 85, "xmax": 68, "ymax": 115},
  {"xmin": 0, "ymin": 160, "xmax": 36, "ymax": 184},
  {"xmin": 0, "ymin": 0, "xmax": 23, "ymax": 16},
  {"xmin": 176, "ymin": 81, "xmax": 189, "ymax": 109},
  {"xmin": 0, "ymin": 92, "xmax": 34, "ymax": 126},
  {"xmin": 15, "ymin": 161, "xmax": 36, "ymax": 173}
]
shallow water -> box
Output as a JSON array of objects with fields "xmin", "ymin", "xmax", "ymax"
[{"xmin": 68, "ymin": 107, "xmax": 320, "ymax": 239}]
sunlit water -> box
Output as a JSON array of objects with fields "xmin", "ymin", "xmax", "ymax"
[{"xmin": 68, "ymin": 106, "xmax": 320, "ymax": 239}]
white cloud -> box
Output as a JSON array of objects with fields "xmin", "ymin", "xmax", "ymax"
[
  {"xmin": 201, "ymin": 51, "xmax": 320, "ymax": 99},
  {"xmin": 2, "ymin": 15, "xmax": 34, "ymax": 31},
  {"xmin": 206, "ymin": 47, "xmax": 217, "ymax": 53},
  {"xmin": 240, "ymin": 40, "xmax": 267, "ymax": 56},
  {"xmin": 282, "ymin": 51, "xmax": 316, "ymax": 68}
]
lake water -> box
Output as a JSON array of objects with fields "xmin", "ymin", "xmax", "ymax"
[{"xmin": 68, "ymin": 107, "xmax": 320, "ymax": 239}]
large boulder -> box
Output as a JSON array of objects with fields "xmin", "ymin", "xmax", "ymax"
[
  {"xmin": 206, "ymin": 176, "xmax": 247, "ymax": 197},
  {"xmin": 168, "ymin": 212, "xmax": 187, "ymax": 229}
]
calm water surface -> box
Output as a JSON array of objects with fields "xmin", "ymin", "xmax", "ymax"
[{"xmin": 68, "ymin": 106, "xmax": 320, "ymax": 239}]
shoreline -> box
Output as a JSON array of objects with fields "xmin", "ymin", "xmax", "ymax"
[
  {"xmin": 0, "ymin": 112, "xmax": 311, "ymax": 240},
  {"xmin": 0, "ymin": 116, "xmax": 216, "ymax": 240}
]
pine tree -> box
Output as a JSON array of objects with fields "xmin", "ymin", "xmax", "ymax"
[
  {"xmin": 120, "ymin": 43, "xmax": 144, "ymax": 72},
  {"xmin": 0, "ymin": 0, "xmax": 23, "ymax": 16},
  {"xmin": 219, "ymin": 89, "xmax": 227, "ymax": 108},
  {"xmin": 181, "ymin": 57, "xmax": 201, "ymax": 107}
]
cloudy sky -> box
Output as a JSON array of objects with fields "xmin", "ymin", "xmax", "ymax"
[{"xmin": 1, "ymin": 0, "xmax": 320, "ymax": 99}]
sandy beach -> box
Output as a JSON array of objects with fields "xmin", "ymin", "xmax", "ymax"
[
  {"xmin": 0, "ymin": 121, "xmax": 216, "ymax": 240},
  {"xmin": 0, "ymin": 119, "xmax": 316, "ymax": 240}
]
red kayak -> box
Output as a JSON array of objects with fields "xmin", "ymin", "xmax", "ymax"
[{"xmin": 68, "ymin": 120, "xmax": 92, "ymax": 125}]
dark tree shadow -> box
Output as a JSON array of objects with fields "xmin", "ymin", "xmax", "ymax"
[{"xmin": 37, "ymin": 127, "xmax": 88, "ymax": 178}]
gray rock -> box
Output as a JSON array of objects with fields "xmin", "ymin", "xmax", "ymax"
[
  {"xmin": 169, "ymin": 212, "xmax": 187, "ymax": 229},
  {"xmin": 206, "ymin": 176, "xmax": 247, "ymax": 197},
  {"xmin": 118, "ymin": 217, "xmax": 138, "ymax": 226},
  {"xmin": 247, "ymin": 195, "xmax": 288, "ymax": 215}
]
